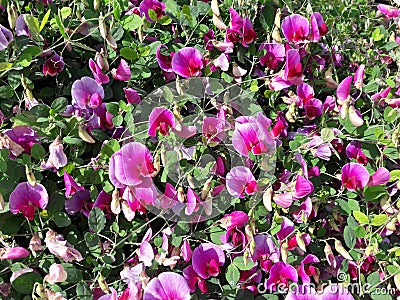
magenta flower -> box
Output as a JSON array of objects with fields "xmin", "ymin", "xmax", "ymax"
[
  {"xmin": 43, "ymin": 53, "xmax": 65, "ymax": 77},
  {"xmin": 310, "ymin": 12, "xmax": 328, "ymax": 42},
  {"xmin": 226, "ymin": 166, "xmax": 258, "ymax": 198},
  {"xmin": 123, "ymin": 88, "xmax": 141, "ymax": 104},
  {"xmin": 368, "ymin": 167, "xmax": 390, "ymax": 187},
  {"xmin": 0, "ymin": 25, "xmax": 13, "ymax": 51},
  {"xmin": 71, "ymin": 77, "xmax": 105, "ymax": 108},
  {"xmin": 285, "ymin": 285, "xmax": 319, "ymax": 300},
  {"xmin": 297, "ymin": 254, "xmax": 320, "ymax": 283},
  {"xmin": 109, "ymin": 142, "xmax": 156, "ymax": 188},
  {"xmin": 220, "ymin": 211, "xmax": 249, "ymax": 229},
  {"xmin": 293, "ymin": 197, "xmax": 313, "ymax": 223},
  {"xmin": 354, "ymin": 64, "xmax": 365, "ymax": 89},
  {"xmin": 226, "ymin": 8, "xmax": 257, "ymax": 47},
  {"xmin": 139, "ymin": 0, "xmax": 166, "ymax": 23},
  {"xmin": 336, "ymin": 76, "xmax": 352, "ymax": 104},
  {"xmin": 276, "ymin": 217, "xmax": 295, "ymax": 240},
  {"xmin": 0, "ymin": 247, "xmax": 30, "ymax": 260},
  {"xmin": 156, "ymin": 44, "xmax": 174, "ymax": 72},
  {"xmin": 371, "ymin": 86, "xmax": 391, "ymax": 103},
  {"xmin": 202, "ymin": 112, "xmax": 227, "ymax": 143},
  {"xmin": 9, "ymin": 182, "xmax": 49, "ymax": 220},
  {"xmin": 4, "ymin": 126, "xmax": 39, "ymax": 155},
  {"xmin": 183, "ymin": 265, "xmax": 208, "ymax": 293},
  {"xmin": 251, "ymin": 235, "xmax": 280, "ymax": 272},
  {"xmin": 259, "ymin": 42, "xmax": 285, "ymax": 70},
  {"xmin": 346, "ymin": 141, "xmax": 368, "ymax": 165},
  {"xmin": 192, "ymin": 243, "xmax": 225, "ymax": 279},
  {"xmin": 111, "ymin": 59, "xmax": 131, "ymax": 81},
  {"xmin": 265, "ymin": 262, "xmax": 298, "ymax": 291},
  {"xmin": 270, "ymin": 49, "xmax": 304, "ymax": 90},
  {"xmin": 304, "ymin": 98, "xmax": 323, "ymax": 120},
  {"xmin": 321, "ymin": 285, "xmax": 355, "ymax": 300},
  {"xmin": 148, "ymin": 107, "xmax": 175, "ymax": 137},
  {"xmin": 89, "ymin": 58, "xmax": 110, "ymax": 85},
  {"xmin": 64, "ymin": 171, "xmax": 84, "ymax": 197},
  {"xmin": 171, "ymin": 47, "xmax": 203, "ymax": 78},
  {"xmin": 144, "ymin": 272, "xmax": 190, "ymax": 300},
  {"xmin": 377, "ymin": 4, "xmax": 400, "ymax": 18},
  {"xmin": 282, "ymin": 14, "xmax": 310, "ymax": 44},
  {"xmin": 341, "ymin": 163, "xmax": 370, "ymax": 191}
]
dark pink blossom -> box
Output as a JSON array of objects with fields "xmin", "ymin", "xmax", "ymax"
[
  {"xmin": 353, "ymin": 64, "xmax": 365, "ymax": 89},
  {"xmin": 310, "ymin": 12, "xmax": 328, "ymax": 42},
  {"xmin": 293, "ymin": 197, "xmax": 313, "ymax": 223},
  {"xmin": 156, "ymin": 44, "xmax": 174, "ymax": 72},
  {"xmin": 345, "ymin": 141, "xmax": 368, "ymax": 165},
  {"xmin": 123, "ymin": 88, "xmax": 141, "ymax": 104},
  {"xmin": 368, "ymin": 167, "xmax": 390, "ymax": 187},
  {"xmin": 226, "ymin": 8, "xmax": 257, "ymax": 47},
  {"xmin": 143, "ymin": 272, "xmax": 190, "ymax": 300},
  {"xmin": 304, "ymin": 98, "xmax": 323, "ymax": 120},
  {"xmin": 148, "ymin": 107, "xmax": 175, "ymax": 137},
  {"xmin": 192, "ymin": 243, "xmax": 225, "ymax": 279},
  {"xmin": 377, "ymin": 4, "xmax": 400, "ymax": 18},
  {"xmin": 43, "ymin": 53, "xmax": 65, "ymax": 77},
  {"xmin": 321, "ymin": 285, "xmax": 355, "ymax": 300},
  {"xmin": 0, "ymin": 247, "xmax": 30, "ymax": 260},
  {"xmin": 276, "ymin": 217, "xmax": 294, "ymax": 240},
  {"xmin": 251, "ymin": 235, "xmax": 280, "ymax": 272},
  {"xmin": 341, "ymin": 163, "xmax": 370, "ymax": 191},
  {"xmin": 226, "ymin": 166, "xmax": 258, "ymax": 198},
  {"xmin": 9, "ymin": 182, "xmax": 49, "ymax": 220},
  {"xmin": 297, "ymin": 254, "xmax": 320, "ymax": 283},
  {"xmin": 71, "ymin": 77, "xmax": 105, "ymax": 109},
  {"xmin": 89, "ymin": 58, "xmax": 110, "ymax": 84},
  {"xmin": 259, "ymin": 42, "xmax": 285, "ymax": 70},
  {"xmin": 371, "ymin": 86, "xmax": 391, "ymax": 104},
  {"xmin": 171, "ymin": 47, "xmax": 203, "ymax": 78},
  {"xmin": 270, "ymin": 49, "xmax": 304, "ymax": 90},
  {"xmin": 4, "ymin": 126, "xmax": 39, "ymax": 155},
  {"xmin": 139, "ymin": 0, "xmax": 166, "ymax": 23},
  {"xmin": 265, "ymin": 262, "xmax": 298, "ymax": 291},
  {"xmin": 183, "ymin": 265, "xmax": 208, "ymax": 293},
  {"xmin": 64, "ymin": 171, "xmax": 84, "ymax": 197},
  {"xmin": 281, "ymin": 14, "xmax": 310, "ymax": 44},
  {"xmin": 111, "ymin": 59, "xmax": 131, "ymax": 81}
]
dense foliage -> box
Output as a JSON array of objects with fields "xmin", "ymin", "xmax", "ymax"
[{"xmin": 0, "ymin": 0, "xmax": 400, "ymax": 299}]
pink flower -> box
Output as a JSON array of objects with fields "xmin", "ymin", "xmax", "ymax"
[
  {"xmin": 143, "ymin": 272, "xmax": 190, "ymax": 300},
  {"xmin": 109, "ymin": 142, "xmax": 156, "ymax": 189},
  {"xmin": 371, "ymin": 87, "xmax": 391, "ymax": 103},
  {"xmin": 89, "ymin": 58, "xmax": 110, "ymax": 85},
  {"xmin": 354, "ymin": 64, "xmax": 365, "ymax": 89},
  {"xmin": 259, "ymin": 42, "xmax": 286, "ymax": 70},
  {"xmin": 292, "ymin": 197, "xmax": 313, "ymax": 223},
  {"xmin": 183, "ymin": 265, "xmax": 208, "ymax": 293},
  {"xmin": 42, "ymin": 137, "xmax": 68, "ymax": 170},
  {"xmin": 111, "ymin": 59, "xmax": 131, "ymax": 81},
  {"xmin": 123, "ymin": 88, "xmax": 141, "ymax": 104},
  {"xmin": 71, "ymin": 77, "xmax": 105, "ymax": 108},
  {"xmin": 4, "ymin": 126, "xmax": 39, "ymax": 155},
  {"xmin": 270, "ymin": 49, "xmax": 304, "ymax": 90},
  {"xmin": 310, "ymin": 12, "xmax": 328, "ymax": 42},
  {"xmin": 341, "ymin": 163, "xmax": 370, "ymax": 191},
  {"xmin": 43, "ymin": 53, "xmax": 65, "ymax": 77},
  {"xmin": 156, "ymin": 44, "xmax": 174, "ymax": 72},
  {"xmin": 192, "ymin": 243, "xmax": 225, "ymax": 279},
  {"xmin": 139, "ymin": 0, "xmax": 166, "ymax": 23},
  {"xmin": 368, "ymin": 167, "xmax": 390, "ymax": 187},
  {"xmin": 285, "ymin": 285, "xmax": 319, "ymax": 300},
  {"xmin": 281, "ymin": 14, "xmax": 310, "ymax": 44},
  {"xmin": 44, "ymin": 264, "xmax": 68, "ymax": 284},
  {"xmin": 346, "ymin": 141, "xmax": 368, "ymax": 165},
  {"xmin": 9, "ymin": 182, "xmax": 49, "ymax": 220},
  {"xmin": 265, "ymin": 262, "xmax": 298, "ymax": 291},
  {"xmin": 377, "ymin": 4, "xmax": 400, "ymax": 18},
  {"xmin": 226, "ymin": 8, "xmax": 257, "ymax": 47},
  {"xmin": 297, "ymin": 254, "xmax": 319, "ymax": 283},
  {"xmin": 336, "ymin": 76, "xmax": 353, "ymax": 104},
  {"xmin": 276, "ymin": 217, "xmax": 295, "ymax": 240},
  {"xmin": 44, "ymin": 230, "xmax": 83, "ymax": 262},
  {"xmin": 226, "ymin": 166, "xmax": 258, "ymax": 198},
  {"xmin": 148, "ymin": 107, "xmax": 175, "ymax": 137},
  {"xmin": 321, "ymin": 284, "xmax": 355, "ymax": 300},
  {"xmin": 219, "ymin": 211, "xmax": 249, "ymax": 229},
  {"xmin": 138, "ymin": 228, "xmax": 154, "ymax": 267},
  {"xmin": 0, "ymin": 24, "xmax": 13, "ymax": 50},
  {"xmin": 171, "ymin": 47, "xmax": 203, "ymax": 78},
  {"xmin": 0, "ymin": 247, "xmax": 30, "ymax": 260},
  {"xmin": 64, "ymin": 171, "xmax": 84, "ymax": 197},
  {"xmin": 251, "ymin": 235, "xmax": 280, "ymax": 272},
  {"xmin": 304, "ymin": 98, "xmax": 323, "ymax": 120},
  {"xmin": 202, "ymin": 109, "xmax": 227, "ymax": 143}
]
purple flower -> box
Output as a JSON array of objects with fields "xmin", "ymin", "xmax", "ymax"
[
  {"xmin": 226, "ymin": 166, "xmax": 258, "ymax": 198},
  {"xmin": 321, "ymin": 284, "xmax": 355, "ymax": 300},
  {"xmin": 277, "ymin": 217, "xmax": 295, "ymax": 240},
  {"xmin": 270, "ymin": 49, "xmax": 304, "ymax": 90},
  {"xmin": 15, "ymin": 15, "xmax": 30, "ymax": 37},
  {"xmin": 111, "ymin": 59, "xmax": 131, "ymax": 81},
  {"xmin": 43, "ymin": 53, "xmax": 65, "ymax": 77},
  {"xmin": 148, "ymin": 107, "xmax": 175, "ymax": 137},
  {"xmin": 9, "ymin": 182, "xmax": 49, "ymax": 220},
  {"xmin": 192, "ymin": 243, "xmax": 225, "ymax": 279},
  {"xmin": 345, "ymin": 141, "xmax": 368, "ymax": 165},
  {"xmin": 304, "ymin": 98, "xmax": 323, "ymax": 120},
  {"xmin": 265, "ymin": 262, "xmax": 298, "ymax": 291},
  {"xmin": 0, "ymin": 25, "xmax": 13, "ymax": 50},
  {"xmin": 310, "ymin": 12, "xmax": 328, "ymax": 42},
  {"xmin": 89, "ymin": 58, "xmax": 110, "ymax": 84},
  {"xmin": 71, "ymin": 77, "xmax": 105, "ymax": 109},
  {"xmin": 298, "ymin": 254, "xmax": 320, "ymax": 283},
  {"xmin": 259, "ymin": 42, "xmax": 285, "ymax": 70},
  {"xmin": 202, "ymin": 109, "xmax": 227, "ymax": 143},
  {"xmin": 139, "ymin": 0, "xmax": 166, "ymax": 23},
  {"xmin": 371, "ymin": 86, "xmax": 391, "ymax": 103},
  {"xmin": 42, "ymin": 137, "xmax": 68, "ymax": 170},
  {"xmin": 353, "ymin": 64, "xmax": 365, "ymax": 90},
  {"xmin": 285, "ymin": 285, "xmax": 319, "ymax": 300},
  {"xmin": 171, "ymin": 47, "xmax": 203, "ymax": 78},
  {"xmin": 0, "ymin": 247, "xmax": 30, "ymax": 260},
  {"xmin": 226, "ymin": 8, "xmax": 257, "ymax": 47},
  {"xmin": 293, "ymin": 197, "xmax": 313, "ymax": 223},
  {"xmin": 123, "ymin": 88, "xmax": 141, "ymax": 104},
  {"xmin": 156, "ymin": 44, "xmax": 173, "ymax": 72},
  {"xmin": 251, "ymin": 234, "xmax": 280, "ymax": 271},
  {"xmin": 377, "ymin": 4, "xmax": 400, "ymax": 18},
  {"xmin": 341, "ymin": 163, "xmax": 370, "ymax": 191},
  {"xmin": 64, "ymin": 171, "xmax": 84, "ymax": 197},
  {"xmin": 4, "ymin": 126, "xmax": 39, "ymax": 155},
  {"xmin": 281, "ymin": 14, "xmax": 310, "ymax": 44},
  {"xmin": 143, "ymin": 272, "xmax": 190, "ymax": 300}
]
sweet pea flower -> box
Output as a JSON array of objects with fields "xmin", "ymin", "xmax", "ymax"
[
  {"xmin": 71, "ymin": 76, "xmax": 105, "ymax": 108},
  {"xmin": 9, "ymin": 182, "xmax": 49, "ymax": 220},
  {"xmin": 345, "ymin": 141, "xmax": 368, "ymax": 164},
  {"xmin": 44, "ymin": 264, "xmax": 68, "ymax": 284},
  {"xmin": 44, "ymin": 230, "xmax": 83, "ymax": 262},
  {"xmin": 143, "ymin": 272, "xmax": 191, "ymax": 300},
  {"xmin": 148, "ymin": 107, "xmax": 175, "ymax": 137},
  {"xmin": 304, "ymin": 98, "xmax": 323, "ymax": 120},
  {"xmin": 212, "ymin": 53, "xmax": 229, "ymax": 72},
  {"xmin": 42, "ymin": 137, "xmax": 68, "ymax": 170},
  {"xmin": 368, "ymin": 167, "xmax": 390, "ymax": 187},
  {"xmin": 171, "ymin": 47, "xmax": 203, "ymax": 78},
  {"xmin": 292, "ymin": 197, "xmax": 313, "ymax": 223},
  {"xmin": 353, "ymin": 64, "xmax": 365, "ymax": 90},
  {"xmin": 282, "ymin": 14, "xmax": 310, "ymax": 44},
  {"xmin": 220, "ymin": 211, "xmax": 248, "ymax": 230},
  {"xmin": 321, "ymin": 284, "xmax": 355, "ymax": 300},
  {"xmin": 371, "ymin": 86, "xmax": 391, "ymax": 104},
  {"xmin": 285, "ymin": 285, "xmax": 319, "ymax": 300},
  {"xmin": 156, "ymin": 44, "xmax": 174, "ymax": 73},
  {"xmin": 251, "ymin": 234, "xmax": 280, "ymax": 272},
  {"xmin": 29, "ymin": 234, "xmax": 43, "ymax": 257},
  {"xmin": 15, "ymin": 15, "xmax": 30, "ymax": 37},
  {"xmin": 4, "ymin": 126, "xmax": 39, "ymax": 155},
  {"xmin": 310, "ymin": 12, "xmax": 328, "ymax": 42},
  {"xmin": 111, "ymin": 59, "xmax": 131, "ymax": 81},
  {"xmin": 259, "ymin": 42, "xmax": 286, "ymax": 70},
  {"xmin": 270, "ymin": 49, "xmax": 304, "ymax": 90},
  {"xmin": 43, "ymin": 53, "xmax": 65, "ymax": 76},
  {"xmin": 297, "ymin": 254, "xmax": 320, "ymax": 283},
  {"xmin": 226, "ymin": 8, "xmax": 257, "ymax": 47},
  {"xmin": 336, "ymin": 76, "xmax": 364, "ymax": 127},
  {"xmin": 265, "ymin": 262, "xmax": 298, "ymax": 291},
  {"xmin": 377, "ymin": 4, "xmax": 400, "ymax": 19},
  {"xmin": 109, "ymin": 142, "xmax": 156, "ymax": 188},
  {"xmin": 183, "ymin": 265, "xmax": 208, "ymax": 293},
  {"xmin": 276, "ymin": 217, "xmax": 295, "ymax": 241},
  {"xmin": 192, "ymin": 243, "xmax": 225, "ymax": 279},
  {"xmin": 0, "ymin": 247, "xmax": 30, "ymax": 260},
  {"xmin": 123, "ymin": 88, "xmax": 141, "ymax": 104},
  {"xmin": 139, "ymin": 0, "xmax": 166, "ymax": 23},
  {"xmin": 341, "ymin": 163, "xmax": 370, "ymax": 191},
  {"xmin": 226, "ymin": 166, "xmax": 258, "ymax": 198},
  {"xmin": 64, "ymin": 171, "xmax": 84, "ymax": 197},
  {"xmin": 0, "ymin": 25, "xmax": 13, "ymax": 51},
  {"xmin": 89, "ymin": 58, "xmax": 110, "ymax": 84},
  {"xmin": 138, "ymin": 228, "xmax": 154, "ymax": 267}
]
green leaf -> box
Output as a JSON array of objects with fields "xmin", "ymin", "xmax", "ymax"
[
  {"xmin": 100, "ymin": 139, "xmax": 120, "ymax": 159},
  {"xmin": 344, "ymin": 226, "xmax": 356, "ymax": 249},
  {"xmin": 17, "ymin": 53, "xmax": 32, "ymax": 67},
  {"xmin": 51, "ymin": 97, "xmax": 68, "ymax": 113},
  {"xmin": 54, "ymin": 14, "xmax": 68, "ymax": 39},
  {"xmin": 12, "ymin": 272, "xmax": 42, "ymax": 294},
  {"xmin": 31, "ymin": 144, "xmax": 46, "ymax": 160},
  {"xmin": 348, "ymin": 199, "xmax": 360, "ymax": 211},
  {"xmin": 120, "ymin": 47, "xmax": 138, "ymax": 60},
  {"xmin": 370, "ymin": 214, "xmax": 388, "ymax": 226},
  {"xmin": 112, "ymin": 115, "xmax": 123, "ymax": 126},
  {"xmin": 321, "ymin": 128, "xmax": 335, "ymax": 143},
  {"xmin": 62, "ymin": 263, "xmax": 83, "ymax": 283},
  {"xmin": 40, "ymin": 9, "xmax": 52, "ymax": 32},
  {"xmin": 354, "ymin": 226, "xmax": 367, "ymax": 238},
  {"xmin": 121, "ymin": 14, "xmax": 143, "ymax": 31},
  {"xmin": 53, "ymin": 212, "xmax": 71, "ymax": 227},
  {"xmin": 106, "ymin": 102, "xmax": 120, "ymax": 115},
  {"xmin": 0, "ymin": 86, "xmax": 14, "ymax": 99},
  {"xmin": 353, "ymin": 211, "xmax": 369, "ymax": 224},
  {"xmin": 174, "ymin": 222, "xmax": 190, "ymax": 236},
  {"xmin": 63, "ymin": 137, "xmax": 82, "ymax": 145},
  {"xmin": 226, "ymin": 264, "xmax": 240, "ymax": 287},
  {"xmin": 60, "ymin": 7, "xmax": 72, "ymax": 19},
  {"xmin": 76, "ymin": 281, "xmax": 92, "ymax": 300},
  {"xmin": 24, "ymin": 15, "xmax": 42, "ymax": 41},
  {"xmin": 233, "ymin": 256, "xmax": 255, "ymax": 271},
  {"xmin": 88, "ymin": 207, "xmax": 106, "ymax": 233}
]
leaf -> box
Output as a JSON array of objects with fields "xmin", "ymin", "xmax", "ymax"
[
  {"xmin": 31, "ymin": 144, "xmax": 46, "ymax": 160},
  {"xmin": 120, "ymin": 14, "xmax": 143, "ymax": 31},
  {"xmin": 233, "ymin": 256, "xmax": 255, "ymax": 270},
  {"xmin": 24, "ymin": 15, "xmax": 42, "ymax": 41},
  {"xmin": 12, "ymin": 272, "xmax": 42, "ymax": 294},
  {"xmin": 40, "ymin": 9, "xmax": 52, "ymax": 32},
  {"xmin": 344, "ymin": 226, "xmax": 356, "ymax": 249},
  {"xmin": 76, "ymin": 281, "xmax": 92, "ymax": 300},
  {"xmin": 120, "ymin": 47, "xmax": 138, "ymax": 60},
  {"xmin": 88, "ymin": 207, "xmax": 106, "ymax": 233},
  {"xmin": 348, "ymin": 199, "xmax": 360, "ymax": 211},
  {"xmin": 51, "ymin": 97, "xmax": 68, "ymax": 113},
  {"xmin": 321, "ymin": 128, "xmax": 335, "ymax": 143},
  {"xmin": 226, "ymin": 264, "xmax": 240, "ymax": 287},
  {"xmin": 353, "ymin": 211, "xmax": 369, "ymax": 224},
  {"xmin": 53, "ymin": 212, "xmax": 71, "ymax": 227},
  {"xmin": 100, "ymin": 139, "xmax": 120, "ymax": 159},
  {"xmin": 370, "ymin": 214, "xmax": 388, "ymax": 226},
  {"xmin": 54, "ymin": 14, "xmax": 68, "ymax": 39},
  {"xmin": 0, "ymin": 86, "xmax": 14, "ymax": 98}
]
